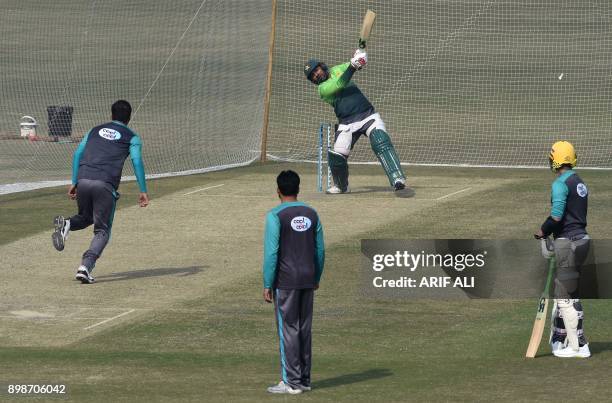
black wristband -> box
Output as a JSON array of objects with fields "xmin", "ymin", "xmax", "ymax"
[
  {"xmin": 541, "ymin": 216, "xmax": 561, "ymax": 237},
  {"xmin": 342, "ymin": 65, "xmax": 357, "ymax": 82}
]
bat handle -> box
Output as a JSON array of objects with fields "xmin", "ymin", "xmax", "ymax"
[{"xmin": 358, "ymin": 40, "xmax": 366, "ymax": 49}]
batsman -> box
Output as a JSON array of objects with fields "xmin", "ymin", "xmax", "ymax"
[
  {"xmin": 304, "ymin": 49, "xmax": 407, "ymax": 193},
  {"xmin": 535, "ymin": 141, "xmax": 590, "ymax": 358}
]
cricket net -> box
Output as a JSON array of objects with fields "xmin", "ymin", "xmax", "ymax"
[
  {"xmin": 266, "ymin": 0, "xmax": 612, "ymax": 168},
  {"xmin": 0, "ymin": 0, "xmax": 272, "ymax": 191}
]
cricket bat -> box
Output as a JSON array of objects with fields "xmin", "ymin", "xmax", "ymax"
[
  {"xmin": 525, "ymin": 252, "xmax": 556, "ymax": 358},
  {"xmin": 358, "ymin": 9, "xmax": 376, "ymax": 49}
]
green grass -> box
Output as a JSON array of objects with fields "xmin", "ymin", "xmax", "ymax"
[
  {"xmin": 1, "ymin": 163, "xmax": 611, "ymax": 402},
  {"xmin": 3, "ymin": 1, "xmax": 612, "ymax": 400},
  {"xmin": 0, "ymin": 163, "xmax": 278, "ymax": 246}
]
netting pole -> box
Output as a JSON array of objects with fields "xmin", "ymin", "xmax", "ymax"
[
  {"xmin": 260, "ymin": 0, "xmax": 277, "ymax": 162},
  {"xmin": 317, "ymin": 123, "xmax": 323, "ymax": 192}
]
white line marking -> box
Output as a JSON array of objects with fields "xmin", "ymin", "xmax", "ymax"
[
  {"xmin": 435, "ymin": 187, "xmax": 472, "ymax": 200},
  {"xmin": 184, "ymin": 193, "xmax": 271, "ymax": 198},
  {"xmin": 0, "ymin": 316, "xmax": 114, "ymax": 320},
  {"xmin": 183, "ymin": 183, "xmax": 225, "ymax": 196},
  {"xmin": 176, "ymin": 188, "xmax": 475, "ymax": 201},
  {"xmin": 83, "ymin": 309, "xmax": 135, "ymax": 330}
]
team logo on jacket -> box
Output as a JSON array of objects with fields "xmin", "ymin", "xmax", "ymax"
[
  {"xmin": 291, "ymin": 216, "xmax": 312, "ymax": 232},
  {"xmin": 98, "ymin": 128, "xmax": 122, "ymax": 140},
  {"xmin": 577, "ymin": 183, "xmax": 588, "ymax": 198}
]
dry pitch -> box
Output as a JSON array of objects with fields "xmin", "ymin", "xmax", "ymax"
[
  {"xmin": 0, "ymin": 163, "xmax": 508, "ymax": 347},
  {"xmin": 1, "ymin": 162, "xmax": 611, "ymax": 402}
]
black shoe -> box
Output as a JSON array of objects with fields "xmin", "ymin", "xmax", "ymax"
[{"xmin": 393, "ymin": 179, "xmax": 406, "ymax": 191}]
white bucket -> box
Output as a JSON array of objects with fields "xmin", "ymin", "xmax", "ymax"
[{"xmin": 20, "ymin": 115, "xmax": 37, "ymax": 138}]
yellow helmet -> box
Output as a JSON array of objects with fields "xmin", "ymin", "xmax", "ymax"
[{"xmin": 549, "ymin": 141, "xmax": 577, "ymax": 170}]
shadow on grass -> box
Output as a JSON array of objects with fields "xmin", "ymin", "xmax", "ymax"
[
  {"xmin": 394, "ymin": 187, "xmax": 416, "ymax": 198},
  {"xmin": 95, "ymin": 266, "xmax": 205, "ymax": 283},
  {"xmin": 314, "ymin": 368, "xmax": 393, "ymax": 389},
  {"xmin": 349, "ymin": 186, "xmax": 391, "ymax": 194},
  {"xmin": 589, "ymin": 342, "xmax": 612, "ymax": 355},
  {"xmin": 349, "ymin": 186, "xmax": 416, "ymax": 198}
]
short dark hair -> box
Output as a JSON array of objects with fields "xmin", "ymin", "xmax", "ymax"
[
  {"xmin": 277, "ymin": 170, "xmax": 300, "ymax": 196},
  {"xmin": 111, "ymin": 100, "xmax": 132, "ymax": 124}
]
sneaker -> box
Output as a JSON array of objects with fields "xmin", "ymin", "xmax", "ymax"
[
  {"xmin": 393, "ymin": 178, "xmax": 407, "ymax": 191},
  {"xmin": 52, "ymin": 216, "xmax": 70, "ymax": 251},
  {"xmin": 553, "ymin": 345, "xmax": 590, "ymax": 358},
  {"xmin": 298, "ymin": 385, "xmax": 312, "ymax": 392},
  {"xmin": 578, "ymin": 343, "xmax": 591, "ymax": 358},
  {"xmin": 75, "ymin": 265, "xmax": 95, "ymax": 284},
  {"xmin": 551, "ymin": 341, "xmax": 565, "ymax": 352},
  {"xmin": 326, "ymin": 185, "xmax": 350, "ymax": 194},
  {"xmin": 266, "ymin": 381, "xmax": 302, "ymax": 395}
]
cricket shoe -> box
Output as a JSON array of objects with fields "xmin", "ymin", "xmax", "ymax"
[
  {"xmin": 326, "ymin": 185, "xmax": 350, "ymax": 194},
  {"xmin": 550, "ymin": 341, "xmax": 565, "ymax": 353},
  {"xmin": 52, "ymin": 216, "xmax": 70, "ymax": 251},
  {"xmin": 578, "ymin": 343, "xmax": 591, "ymax": 358},
  {"xmin": 75, "ymin": 266, "xmax": 95, "ymax": 284},
  {"xmin": 553, "ymin": 344, "xmax": 590, "ymax": 358},
  {"xmin": 266, "ymin": 381, "xmax": 302, "ymax": 395},
  {"xmin": 393, "ymin": 178, "xmax": 407, "ymax": 191}
]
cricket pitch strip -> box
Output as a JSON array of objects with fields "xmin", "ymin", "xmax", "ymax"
[{"xmin": 0, "ymin": 165, "xmax": 507, "ymax": 347}]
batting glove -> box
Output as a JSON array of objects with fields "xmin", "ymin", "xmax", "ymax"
[
  {"xmin": 540, "ymin": 238, "xmax": 555, "ymax": 260},
  {"xmin": 350, "ymin": 49, "xmax": 368, "ymax": 70}
]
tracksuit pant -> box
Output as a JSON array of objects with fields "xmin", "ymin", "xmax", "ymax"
[
  {"xmin": 70, "ymin": 179, "xmax": 118, "ymax": 271},
  {"xmin": 551, "ymin": 235, "xmax": 590, "ymax": 345},
  {"xmin": 553, "ymin": 236, "xmax": 590, "ymax": 299},
  {"xmin": 274, "ymin": 288, "xmax": 314, "ymax": 389}
]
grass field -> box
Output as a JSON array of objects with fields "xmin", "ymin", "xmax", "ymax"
[
  {"xmin": 2, "ymin": 1, "xmax": 612, "ymax": 401},
  {"xmin": 1, "ymin": 162, "xmax": 611, "ymax": 402}
]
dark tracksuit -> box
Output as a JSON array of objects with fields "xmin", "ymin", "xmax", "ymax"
[
  {"xmin": 549, "ymin": 169, "xmax": 589, "ymax": 345},
  {"xmin": 263, "ymin": 202, "xmax": 325, "ymax": 389},
  {"xmin": 71, "ymin": 120, "xmax": 147, "ymax": 270},
  {"xmin": 550, "ymin": 169, "xmax": 589, "ymax": 297}
]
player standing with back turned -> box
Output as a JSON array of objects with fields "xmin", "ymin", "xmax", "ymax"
[
  {"xmin": 304, "ymin": 49, "xmax": 407, "ymax": 193},
  {"xmin": 534, "ymin": 141, "xmax": 590, "ymax": 358},
  {"xmin": 52, "ymin": 100, "xmax": 149, "ymax": 284},
  {"xmin": 263, "ymin": 170, "xmax": 325, "ymax": 394}
]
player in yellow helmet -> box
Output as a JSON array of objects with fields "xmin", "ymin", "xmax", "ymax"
[
  {"xmin": 535, "ymin": 141, "xmax": 590, "ymax": 358},
  {"xmin": 548, "ymin": 141, "xmax": 577, "ymax": 171}
]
